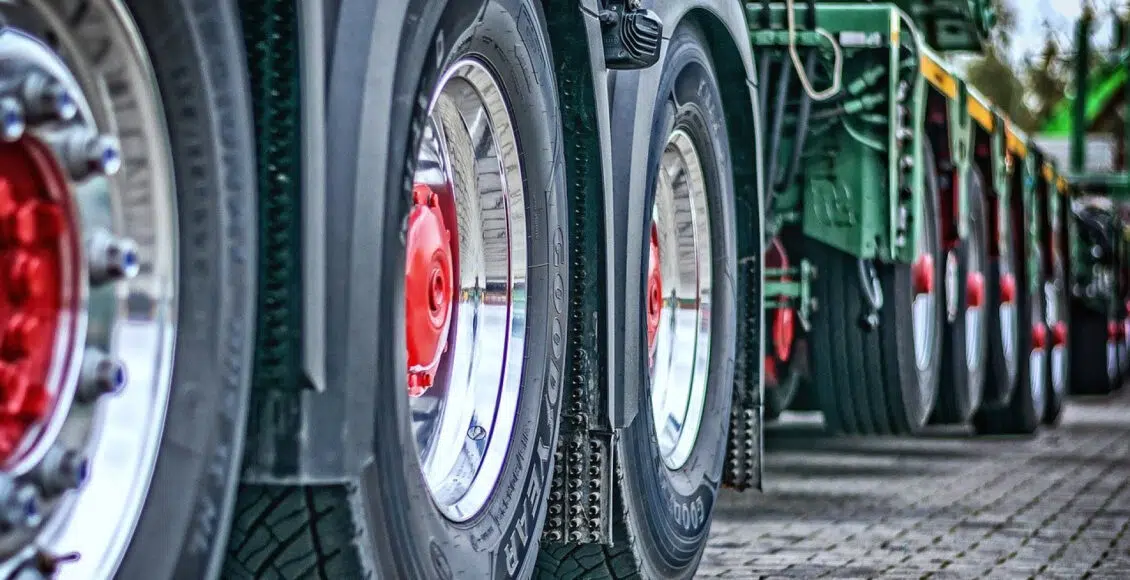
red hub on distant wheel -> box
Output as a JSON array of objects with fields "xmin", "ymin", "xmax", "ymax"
[
  {"xmin": 646, "ymin": 223, "xmax": 662, "ymax": 360},
  {"xmin": 0, "ymin": 140, "xmax": 78, "ymax": 461},
  {"xmin": 763, "ymin": 238, "xmax": 795, "ymax": 386},
  {"xmin": 999, "ymin": 272, "xmax": 1016, "ymax": 304},
  {"xmin": 405, "ymin": 183, "xmax": 455, "ymax": 397},
  {"xmin": 912, "ymin": 254, "xmax": 935, "ymax": 295}
]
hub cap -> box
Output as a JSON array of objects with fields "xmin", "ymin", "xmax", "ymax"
[
  {"xmin": 648, "ymin": 129, "xmax": 711, "ymax": 472},
  {"xmin": 0, "ymin": 7, "xmax": 177, "ymax": 579},
  {"xmin": 911, "ymin": 214, "xmax": 938, "ymax": 375},
  {"xmin": 1044, "ymin": 275, "xmax": 1066, "ymax": 398},
  {"xmin": 408, "ymin": 59, "xmax": 527, "ymax": 522}
]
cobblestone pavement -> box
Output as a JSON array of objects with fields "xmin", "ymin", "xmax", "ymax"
[{"xmin": 701, "ymin": 391, "xmax": 1130, "ymax": 579}]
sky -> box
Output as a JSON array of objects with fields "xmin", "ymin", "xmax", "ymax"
[{"xmin": 1010, "ymin": 0, "xmax": 1118, "ymax": 63}]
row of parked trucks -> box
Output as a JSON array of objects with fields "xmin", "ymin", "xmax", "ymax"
[{"xmin": 0, "ymin": 0, "xmax": 1127, "ymax": 578}]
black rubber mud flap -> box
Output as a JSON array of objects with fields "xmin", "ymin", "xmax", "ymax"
[
  {"xmin": 224, "ymin": 0, "xmax": 570, "ymax": 578},
  {"xmin": 536, "ymin": 22, "xmax": 738, "ymax": 579},
  {"xmin": 807, "ymin": 142, "xmax": 943, "ymax": 435},
  {"xmin": 935, "ymin": 169, "xmax": 989, "ymax": 424},
  {"xmin": 105, "ymin": 0, "xmax": 259, "ymax": 578}
]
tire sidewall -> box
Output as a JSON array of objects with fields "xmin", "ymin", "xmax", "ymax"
[
  {"xmin": 106, "ymin": 1, "xmax": 257, "ymax": 578},
  {"xmin": 621, "ymin": 22, "xmax": 737, "ymax": 575},
  {"xmin": 359, "ymin": 0, "xmax": 568, "ymax": 577}
]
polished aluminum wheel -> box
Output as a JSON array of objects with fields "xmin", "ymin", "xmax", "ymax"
[
  {"xmin": 408, "ymin": 58, "xmax": 526, "ymax": 522},
  {"xmin": 1044, "ymin": 276, "xmax": 1066, "ymax": 398},
  {"xmin": 648, "ymin": 129, "xmax": 711, "ymax": 472},
  {"xmin": 911, "ymin": 206, "xmax": 939, "ymax": 378},
  {"xmin": 965, "ymin": 248, "xmax": 986, "ymax": 375},
  {"xmin": 0, "ymin": 3, "xmax": 177, "ymax": 578}
]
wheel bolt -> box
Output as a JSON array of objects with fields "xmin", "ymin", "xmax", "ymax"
[
  {"xmin": 30, "ymin": 445, "xmax": 90, "ymax": 495},
  {"xmin": 0, "ymin": 97, "xmax": 25, "ymax": 142},
  {"xmin": 0, "ymin": 475, "xmax": 41, "ymax": 529},
  {"xmin": 76, "ymin": 347, "xmax": 127, "ymax": 403},
  {"xmin": 48, "ymin": 130, "xmax": 121, "ymax": 180},
  {"xmin": 19, "ymin": 73, "xmax": 77, "ymax": 122},
  {"xmin": 87, "ymin": 228, "xmax": 140, "ymax": 285}
]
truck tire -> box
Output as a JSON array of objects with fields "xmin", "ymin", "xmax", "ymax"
[
  {"xmin": 1042, "ymin": 259, "xmax": 1069, "ymax": 425},
  {"xmin": 982, "ymin": 185, "xmax": 1023, "ymax": 409},
  {"xmin": 974, "ymin": 186, "xmax": 1045, "ymax": 435},
  {"xmin": 935, "ymin": 169, "xmax": 989, "ymax": 423},
  {"xmin": 0, "ymin": 2, "xmax": 257, "ymax": 579},
  {"xmin": 537, "ymin": 22, "xmax": 738, "ymax": 579},
  {"xmin": 1068, "ymin": 304, "xmax": 1117, "ymax": 394},
  {"xmin": 807, "ymin": 142, "xmax": 943, "ymax": 435},
  {"xmin": 224, "ymin": 1, "xmax": 569, "ymax": 578}
]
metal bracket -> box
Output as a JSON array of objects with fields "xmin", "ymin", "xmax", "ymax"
[{"xmin": 597, "ymin": 0, "xmax": 662, "ymax": 70}]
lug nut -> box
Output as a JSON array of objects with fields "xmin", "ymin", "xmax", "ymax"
[
  {"xmin": 76, "ymin": 347, "xmax": 126, "ymax": 403},
  {"xmin": 19, "ymin": 73, "xmax": 77, "ymax": 122},
  {"xmin": 30, "ymin": 445, "xmax": 89, "ymax": 495},
  {"xmin": 48, "ymin": 130, "xmax": 121, "ymax": 180},
  {"xmin": 87, "ymin": 228, "xmax": 139, "ymax": 285},
  {"xmin": 0, "ymin": 475, "xmax": 41, "ymax": 529},
  {"xmin": 0, "ymin": 97, "xmax": 25, "ymax": 142}
]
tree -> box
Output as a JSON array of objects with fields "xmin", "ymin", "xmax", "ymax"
[
  {"xmin": 1025, "ymin": 26, "xmax": 1068, "ymax": 123},
  {"xmin": 964, "ymin": 0, "xmax": 1040, "ymax": 130}
]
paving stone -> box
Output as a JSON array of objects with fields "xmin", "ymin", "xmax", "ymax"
[{"xmin": 702, "ymin": 390, "xmax": 1130, "ymax": 578}]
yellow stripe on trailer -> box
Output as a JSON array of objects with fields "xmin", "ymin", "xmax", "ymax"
[
  {"xmin": 1041, "ymin": 163, "xmax": 1054, "ymax": 183},
  {"xmin": 967, "ymin": 95, "xmax": 993, "ymax": 131},
  {"xmin": 1005, "ymin": 124, "xmax": 1027, "ymax": 157},
  {"xmin": 1056, "ymin": 176, "xmax": 1067, "ymax": 194},
  {"xmin": 919, "ymin": 52, "xmax": 957, "ymax": 99}
]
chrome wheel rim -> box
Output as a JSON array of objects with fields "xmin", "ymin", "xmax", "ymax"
[
  {"xmin": 911, "ymin": 208, "xmax": 938, "ymax": 373},
  {"xmin": 0, "ymin": 5, "xmax": 177, "ymax": 578},
  {"xmin": 408, "ymin": 58, "xmax": 527, "ymax": 522},
  {"xmin": 648, "ymin": 129, "xmax": 711, "ymax": 472},
  {"xmin": 1044, "ymin": 279, "xmax": 1066, "ymax": 396},
  {"xmin": 1029, "ymin": 299, "xmax": 1047, "ymax": 414},
  {"xmin": 965, "ymin": 249, "xmax": 985, "ymax": 374}
]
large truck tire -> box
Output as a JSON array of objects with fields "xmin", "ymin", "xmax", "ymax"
[
  {"xmin": 807, "ymin": 142, "xmax": 943, "ymax": 435},
  {"xmin": 537, "ymin": 23, "xmax": 738, "ymax": 579},
  {"xmin": 973, "ymin": 185, "xmax": 1045, "ymax": 435},
  {"xmin": 935, "ymin": 169, "xmax": 989, "ymax": 424},
  {"xmin": 1068, "ymin": 303, "xmax": 1118, "ymax": 395},
  {"xmin": 982, "ymin": 185, "xmax": 1023, "ymax": 409},
  {"xmin": 0, "ymin": 2, "xmax": 258, "ymax": 579},
  {"xmin": 225, "ymin": 1, "xmax": 570, "ymax": 578}
]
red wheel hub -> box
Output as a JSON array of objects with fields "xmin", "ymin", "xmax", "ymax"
[
  {"xmin": 1032, "ymin": 322, "xmax": 1048, "ymax": 351},
  {"xmin": 999, "ymin": 272, "xmax": 1016, "ymax": 304},
  {"xmin": 1051, "ymin": 321, "xmax": 1067, "ymax": 347},
  {"xmin": 965, "ymin": 271, "xmax": 985, "ymax": 308},
  {"xmin": 764, "ymin": 239, "xmax": 795, "ymax": 382},
  {"xmin": 912, "ymin": 254, "xmax": 935, "ymax": 295},
  {"xmin": 0, "ymin": 140, "xmax": 77, "ymax": 461},
  {"xmin": 405, "ymin": 184, "xmax": 455, "ymax": 397},
  {"xmin": 646, "ymin": 224, "xmax": 662, "ymax": 359}
]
